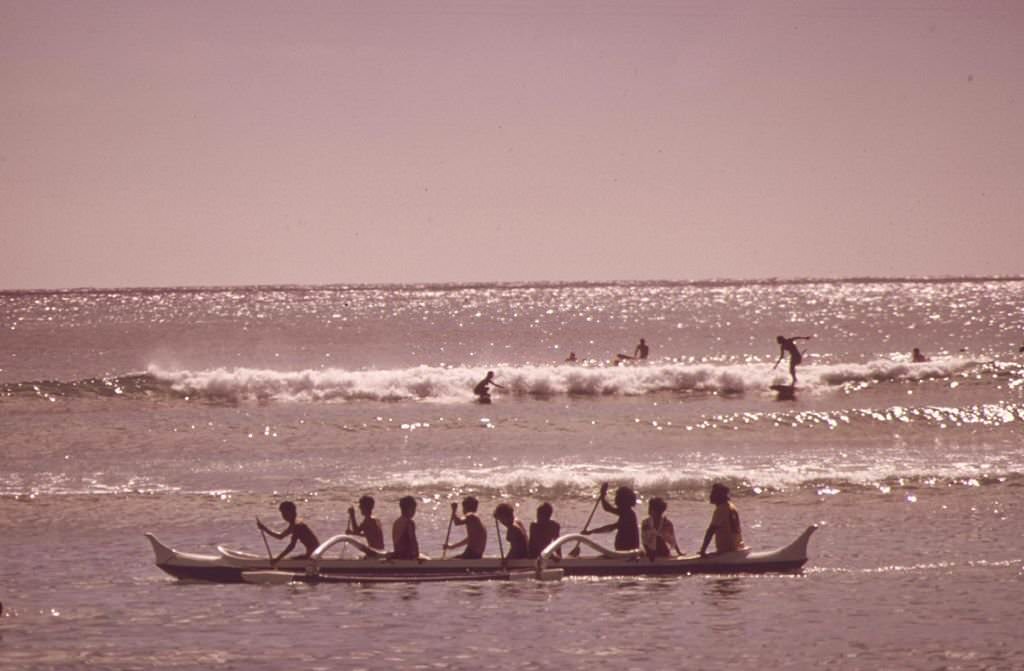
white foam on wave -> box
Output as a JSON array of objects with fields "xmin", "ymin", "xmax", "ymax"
[
  {"xmin": 147, "ymin": 357, "xmax": 988, "ymax": 403},
  {"xmin": 364, "ymin": 458, "xmax": 1023, "ymax": 499}
]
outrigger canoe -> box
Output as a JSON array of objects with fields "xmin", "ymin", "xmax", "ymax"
[{"xmin": 145, "ymin": 525, "xmax": 818, "ymax": 584}]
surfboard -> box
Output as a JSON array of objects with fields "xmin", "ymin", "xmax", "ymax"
[{"xmin": 770, "ymin": 384, "xmax": 797, "ymax": 400}]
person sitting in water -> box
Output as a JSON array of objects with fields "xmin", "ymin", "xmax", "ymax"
[
  {"xmin": 641, "ymin": 496, "xmax": 683, "ymax": 558},
  {"xmin": 634, "ymin": 338, "xmax": 649, "ymax": 360},
  {"xmin": 565, "ymin": 352, "xmax": 578, "ymax": 363},
  {"xmin": 257, "ymin": 500, "xmax": 321, "ymax": 565},
  {"xmin": 528, "ymin": 502, "xmax": 562, "ymax": 559},
  {"xmin": 473, "ymin": 371, "xmax": 504, "ymax": 402},
  {"xmin": 911, "ymin": 347, "xmax": 929, "ymax": 363},
  {"xmin": 582, "ymin": 483, "xmax": 640, "ymax": 551},
  {"xmin": 616, "ymin": 338, "xmax": 650, "ymax": 365},
  {"xmin": 347, "ymin": 495, "xmax": 385, "ymax": 555},
  {"xmin": 773, "ymin": 335, "xmax": 812, "ymax": 385},
  {"xmin": 493, "ymin": 503, "xmax": 530, "ymax": 560},
  {"xmin": 443, "ymin": 496, "xmax": 487, "ymax": 559},
  {"xmin": 698, "ymin": 483, "xmax": 747, "ymax": 556},
  {"xmin": 390, "ymin": 495, "xmax": 421, "ymax": 560}
]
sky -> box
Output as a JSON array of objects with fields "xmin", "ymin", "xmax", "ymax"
[{"xmin": 2, "ymin": 0, "xmax": 1023, "ymax": 289}]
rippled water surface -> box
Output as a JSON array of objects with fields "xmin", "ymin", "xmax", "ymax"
[{"xmin": 2, "ymin": 278, "xmax": 1023, "ymax": 670}]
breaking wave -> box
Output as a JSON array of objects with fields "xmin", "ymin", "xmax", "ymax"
[{"xmin": 1, "ymin": 357, "xmax": 1012, "ymax": 404}]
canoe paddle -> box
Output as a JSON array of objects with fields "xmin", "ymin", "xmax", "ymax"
[
  {"xmin": 256, "ymin": 516, "xmax": 273, "ymax": 563},
  {"xmin": 441, "ymin": 503, "xmax": 456, "ymax": 559},
  {"xmin": 495, "ymin": 517, "xmax": 506, "ymax": 568},
  {"xmin": 569, "ymin": 491, "xmax": 603, "ymax": 557}
]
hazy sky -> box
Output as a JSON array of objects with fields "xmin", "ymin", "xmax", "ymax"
[{"xmin": 2, "ymin": 1, "xmax": 1022, "ymax": 289}]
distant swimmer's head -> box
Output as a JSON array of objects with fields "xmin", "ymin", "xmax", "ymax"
[
  {"xmin": 614, "ymin": 486, "xmax": 637, "ymax": 509},
  {"xmin": 709, "ymin": 483, "xmax": 730, "ymax": 505}
]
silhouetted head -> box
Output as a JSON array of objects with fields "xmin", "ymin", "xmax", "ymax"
[
  {"xmin": 776, "ymin": 335, "xmax": 785, "ymax": 344},
  {"xmin": 648, "ymin": 496, "xmax": 667, "ymax": 517},
  {"xmin": 614, "ymin": 486, "xmax": 637, "ymax": 509},
  {"xmin": 278, "ymin": 500, "xmax": 297, "ymax": 522},
  {"xmin": 493, "ymin": 502, "xmax": 515, "ymax": 525},
  {"xmin": 709, "ymin": 483, "xmax": 730, "ymax": 505},
  {"xmin": 398, "ymin": 495, "xmax": 417, "ymax": 517},
  {"xmin": 486, "ymin": 371, "xmax": 494, "ymax": 379},
  {"xmin": 640, "ymin": 338, "xmax": 646, "ymax": 345},
  {"xmin": 462, "ymin": 496, "xmax": 479, "ymax": 513},
  {"xmin": 537, "ymin": 502, "xmax": 553, "ymax": 522},
  {"xmin": 358, "ymin": 495, "xmax": 375, "ymax": 515}
]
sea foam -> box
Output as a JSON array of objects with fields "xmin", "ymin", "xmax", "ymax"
[{"xmin": 145, "ymin": 357, "xmax": 987, "ymax": 403}]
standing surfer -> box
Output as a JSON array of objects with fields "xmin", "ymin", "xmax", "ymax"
[{"xmin": 773, "ymin": 335, "xmax": 811, "ymax": 385}]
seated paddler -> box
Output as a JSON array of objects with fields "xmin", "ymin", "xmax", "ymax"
[
  {"xmin": 641, "ymin": 496, "xmax": 682, "ymax": 558},
  {"xmin": 347, "ymin": 494, "xmax": 385, "ymax": 556},
  {"xmin": 698, "ymin": 483, "xmax": 748, "ymax": 556},
  {"xmin": 443, "ymin": 496, "xmax": 487, "ymax": 559},
  {"xmin": 493, "ymin": 503, "xmax": 529, "ymax": 560},
  {"xmin": 257, "ymin": 500, "xmax": 321, "ymax": 566},
  {"xmin": 389, "ymin": 495, "xmax": 422, "ymax": 560}
]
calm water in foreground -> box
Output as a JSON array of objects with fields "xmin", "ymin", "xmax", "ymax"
[{"xmin": 1, "ymin": 278, "xmax": 1023, "ymax": 670}]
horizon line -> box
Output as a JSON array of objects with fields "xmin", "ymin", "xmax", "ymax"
[{"xmin": 2, "ymin": 274, "xmax": 1023, "ymax": 295}]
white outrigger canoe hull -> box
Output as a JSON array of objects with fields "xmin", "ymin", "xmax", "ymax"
[{"xmin": 146, "ymin": 526, "xmax": 818, "ymax": 584}]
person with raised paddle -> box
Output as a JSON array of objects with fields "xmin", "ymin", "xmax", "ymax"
[
  {"xmin": 640, "ymin": 496, "xmax": 682, "ymax": 559},
  {"xmin": 581, "ymin": 483, "xmax": 640, "ymax": 551},
  {"xmin": 347, "ymin": 495, "xmax": 385, "ymax": 556},
  {"xmin": 698, "ymin": 483, "xmax": 748, "ymax": 556},
  {"xmin": 493, "ymin": 503, "xmax": 529, "ymax": 560},
  {"xmin": 527, "ymin": 502, "xmax": 561, "ymax": 559},
  {"xmin": 443, "ymin": 496, "xmax": 487, "ymax": 559},
  {"xmin": 256, "ymin": 500, "xmax": 321, "ymax": 566},
  {"xmin": 389, "ymin": 495, "xmax": 421, "ymax": 560},
  {"xmin": 773, "ymin": 334, "xmax": 812, "ymax": 385}
]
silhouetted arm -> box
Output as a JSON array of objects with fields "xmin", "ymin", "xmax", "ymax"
[
  {"xmin": 257, "ymin": 520, "xmax": 289, "ymax": 540},
  {"xmin": 699, "ymin": 524, "xmax": 716, "ymax": 556},
  {"xmin": 584, "ymin": 522, "xmax": 618, "ymax": 535},
  {"xmin": 274, "ymin": 535, "xmax": 298, "ymax": 565}
]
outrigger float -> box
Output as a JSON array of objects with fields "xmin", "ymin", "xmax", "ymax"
[{"xmin": 146, "ymin": 525, "xmax": 818, "ymax": 585}]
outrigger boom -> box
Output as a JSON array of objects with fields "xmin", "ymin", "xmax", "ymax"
[{"xmin": 146, "ymin": 525, "xmax": 818, "ymax": 584}]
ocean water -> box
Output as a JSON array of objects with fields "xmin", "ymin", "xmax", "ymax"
[{"xmin": 1, "ymin": 278, "xmax": 1023, "ymax": 670}]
